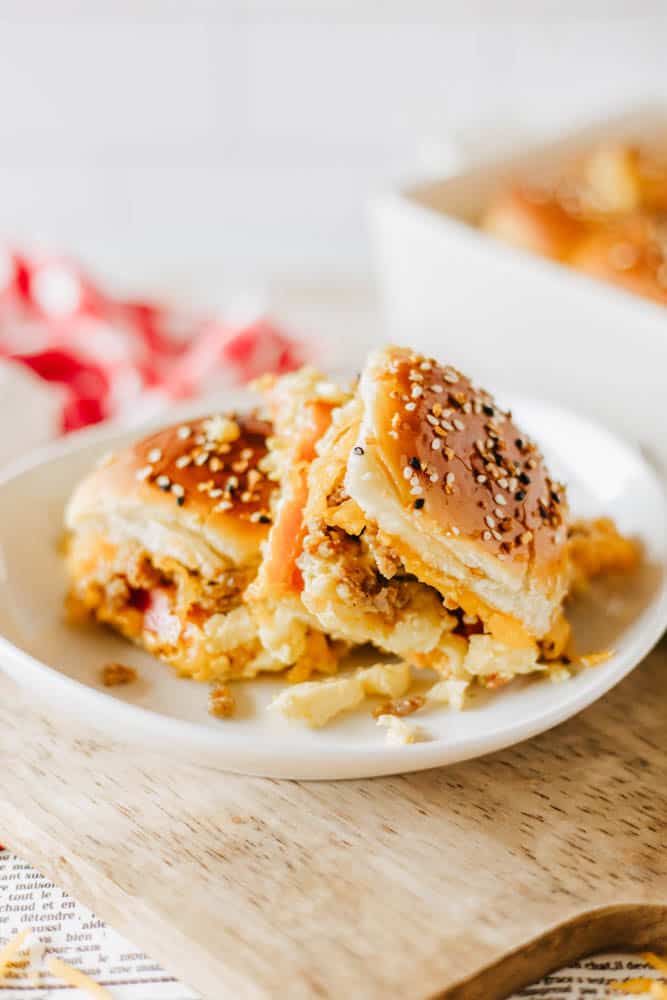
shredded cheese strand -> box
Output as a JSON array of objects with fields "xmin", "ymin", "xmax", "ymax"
[
  {"xmin": 610, "ymin": 977, "xmax": 663, "ymax": 994},
  {"xmin": 48, "ymin": 957, "xmax": 114, "ymax": 999},
  {"xmin": 0, "ymin": 928, "xmax": 32, "ymax": 980},
  {"xmin": 643, "ymin": 954, "xmax": 667, "ymax": 975}
]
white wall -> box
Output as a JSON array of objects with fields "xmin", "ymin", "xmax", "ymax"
[{"xmin": 0, "ymin": 1, "xmax": 665, "ymax": 297}]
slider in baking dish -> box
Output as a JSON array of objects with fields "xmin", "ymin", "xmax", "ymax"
[{"xmin": 483, "ymin": 144, "xmax": 667, "ymax": 306}]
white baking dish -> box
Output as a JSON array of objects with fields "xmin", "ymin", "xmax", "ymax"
[{"xmin": 370, "ymin": 107, "xmax": 667, "ymax": 471}]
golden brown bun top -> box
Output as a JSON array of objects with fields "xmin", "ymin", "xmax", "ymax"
[
  {"xmin": 66, "ymin": 413, "xmax": 275, "ymax": 567},
  {"xmin": 483, "ymin": 185, "xmax": 589, "ymax": 262},
  {"xmin": 366, "ymin": 346, "xmax": 568, "ymax": 573},
  {"xmin": 570, "ymin": 214, "xmax": 667, "ymax": 306}
]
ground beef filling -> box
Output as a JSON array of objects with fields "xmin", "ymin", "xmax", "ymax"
[
  {"xmin": 303, "ymin": 520, "xmax": 448, "ymax": 623},
  {"xmin": 67, "ymin": 536, "xmax": 254, "ymax": 645}
]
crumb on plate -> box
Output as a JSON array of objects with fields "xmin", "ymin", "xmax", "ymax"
[
  {"xmin": 101, "ymin": 662, "xmax": 137, "ymax": 687},
  {"xmin": 376, "ymin": 714, "xmax": 427, "ymax": 745},
  {"xmin": 209, "ymin": 684, "xmax": 236, "ymax": 718}
]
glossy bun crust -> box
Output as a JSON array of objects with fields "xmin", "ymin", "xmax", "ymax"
[
  {"xmin": 66, "ymin": 413, "xmax": 275, "ymax": 570},
  {"xmin": 346, "ymin": 347, "xmax": 570, "ymax": 637}
]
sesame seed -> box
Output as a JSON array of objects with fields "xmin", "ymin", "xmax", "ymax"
[
  {"xmin": 353, "ymin": 445, "xmax": 365, "ymax": 455},
  {"xmin": 405, "ymin": 402, "xmax": 417, "ymax": 411},
  {"xmin": 520, "ymin": 531, "xmax": 533, "ymax": 544},
  {"xmin": 429, "ymin": 472, "xmax": 438, "ymax": 482},
  {"xmin": 171, "ymin": 483, "xmax": 185, "ymax": 498},
  {"xmin": 241, "ymin": 491, "xmax": 252, "ymax": 502},
  {"xmin": 441, "ymin": 420, "xmax": 454, "ymax": 432},
  {"xmin": 445, "ymin": 472, "xmax": 455, "ymax": 485},
  {"xmin": 194, "ymin": 452, "xmax": 209, "ymax": 467},
  {"xmin": 215, "ymin": 500, "xmax": 233, "ymax": 512},
  {"xmin": 403, "ymin": 466, "xmax": 412, "ymax": 480},
  {"xmin": 420, "ymin": 361, "xmax": 431, "ymax": 370},
  {"xmin": 389, "ymin": 430, "xmax": 398, "ymax": 439},
  {"xmin": 431, "ymin": 438, "xmax": 442, "ymax": 451},
  {"xmin": 209, "ymin": 457, "xmax": 223, "ymax": 472},
  {"xmin": 413, "ymin": 497, "xmax": 425, "ymax": 509},
  {"xmin": 175, "ymin": 455, "xmax": 192, "ymax": 469},
  {"xmin": 519, "ymin": 472, "xmax": 531, "ymax": 485},
  {"xmin": 444, "ymin": 371, "xmax": 458, "ymax": 383},
  {"xmin": 453, "ymin": 419, "xmax": 465, "ymax": 431},
  {"xmin": 409, "ymin": 456, "xmax": 421, "ymax": 470},
  {"xmin": 427, "ymin": 414, "xmax": 438, "ymax": 426},
  {"xmin": 177, "ymin": 426, "xmax": 192, "ymax": 439},
  {"xmin": 411, "ymin": 385, "xmax": 423, "ymax": 398},
  {"xmin": 492, "ymin": 530, "xmax": 503, "ymax": 541},
  {"xmin": 494, "ymin": 494, "xmax": 506, "ymax": 505},
  {"xmin": 410, "ymin": 474, "xmax": 419, "ymax": 487},
  {"xmin": 410, "ymin": 484, "xmax": 423, "ymax": 496},
  {"xmin": 209, "ymin": 489, "xmax": 223, "ymax": 498},
  {"xmin": 494, "ymin": 508, "xmax": 504, "ymax": 518},
  {"xmin": 498, "ymin": 477, "xmax": 509, "ymax": 489},
  {"xmin": 515, "ymin": 489, "xmax": 527, "ymax": 502},
  {"xmin": 176, "ymin": 496, "xmax": 185, "ymax": 507},
  {"xmin": 259, "ymin": 514, "xmax": 271, "ymax": 524},
  {"xmin": 431, "ymin": 385, "xmax": 443, "ymax": 394},
  {"xmin": 241, "ymin": 448, "xmax": 253, "ymax": 460},
  {"xmin": 147, "ymin": 448, "xmax": 162, "ymax": 463},
  {"xmin": 483, "ymin": 530, "xmax": 492, "ymax": 541},
  {"xmin": 156, "ymin": 475, "xmax": 170, "ymax": 490},
  {"xmin": 485, "ymin": 515, "xmax": 496, "ymax": 529},
  {"xmin": 136, "ymin": 465, "xmax": 152, "ymax": 481},
  {"xmin": 482, "ymin": 405, "xmax": 494, "ymax": 417},
  {"xmin": 476, "ymin": 474, "xmax": 487, "ymax": 484},
  {"xmin": 451, "ymin": 526, "xmax": 460, "ymax": 536}
]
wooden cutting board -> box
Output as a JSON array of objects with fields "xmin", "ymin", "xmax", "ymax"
[{"xmin": 0, "ymin": 641, "xmax": 666, "ymax": 1000}]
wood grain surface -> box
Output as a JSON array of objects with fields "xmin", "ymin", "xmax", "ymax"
[{"xmin": 0, "ymin": 641, "xmax": 666, "ymax": 1000}]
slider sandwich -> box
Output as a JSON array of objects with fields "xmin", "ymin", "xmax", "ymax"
[
  {"xmin": 293, "ymin": 346, "xmax": 573, "ymax": 685},
  {"xmin": 65, "ymin": 413, "xmax": 284, "ymax": 681}
]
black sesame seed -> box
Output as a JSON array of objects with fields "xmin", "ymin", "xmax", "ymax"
[
  {"xmin": 519, "ymin": 472, "xmax": 531, "ymax": 485},
  {"xmin": 160, "ymin": 482, "xmax": 170, "ymax": 491},
  {"xmin": 414, "ymin": 498, "xmax": 425, "ymax": 509},
  {"xmin": 353, "ymin": 446, "xmax": 364, "ymax": 455},
  {"xmin": 482, "ymin": 404, "xmax": 494, "ymax": 417},
  {"xmin": 551, "ymin": 490, "xmax": 561, "ymax": 503},
  {"xmin": 176, "ymin": 496, "xmax": 185, "ymax": 507},
  {"xmin": 515, "ymin": 489, "xmax": 526, "ymax": 502},
  {"xmin": 409, "ymin": 456, "xmax": 421, "ymax": 470},
  {"xmin": 259, "ymin": 514, "xmax": 272, "ymax": 524},
  {"xmin": 515, "ymin": 438, "xmax": 524, "ymax": 449}
]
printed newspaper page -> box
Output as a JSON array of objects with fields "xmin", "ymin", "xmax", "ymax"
[{"xmin": 0, "ymin": 849, "xmax": 661, "ymax": 998}]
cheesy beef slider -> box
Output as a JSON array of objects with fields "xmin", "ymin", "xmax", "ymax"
[
  {"xmin": 296, "ymin": 347, "xmax": 572, "ymax": 684},
  {"xmin": 65, "ymin": 412, "xmax": 284, "ymax": 682}
]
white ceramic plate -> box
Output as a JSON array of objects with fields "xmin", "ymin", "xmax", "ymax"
[{"xmin": 0, "ymin": 396, "xmax": 665, "ymax": 780}]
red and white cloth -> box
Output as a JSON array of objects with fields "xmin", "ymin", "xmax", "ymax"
[{"xmin": 0, "ymin": 247, "xmax": 305, "ymax": 456}]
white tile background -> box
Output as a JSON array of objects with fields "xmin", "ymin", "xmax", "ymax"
[{"xmin": 0, "ymin": 1, "xmax": 665, "ymax": 299}]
